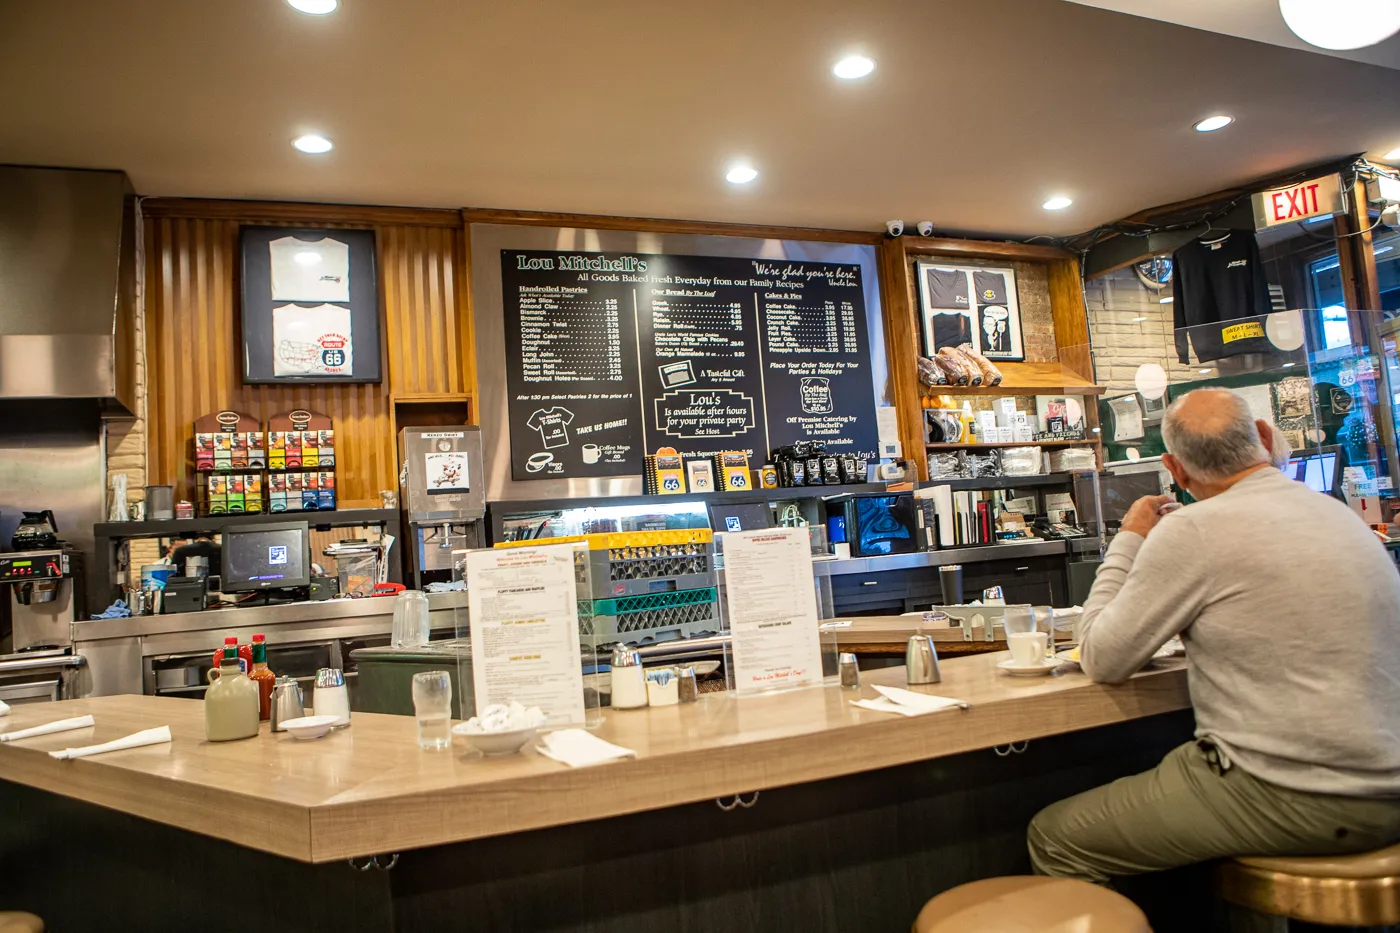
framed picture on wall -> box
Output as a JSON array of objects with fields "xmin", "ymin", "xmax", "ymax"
[
  {"xmin": 239, "ymin": 226, "xmax": 383, "ymax": 384},
  {"xmin": 915, "ymin": 261, "xmax": 1024, "ymax": 361}
]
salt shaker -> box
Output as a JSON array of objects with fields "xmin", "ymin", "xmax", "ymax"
[
  {"xmin": 676, "ymin": 666, "xmax": 699, "ymax": 703},
  {"xmin": 906, "ymin": 635, "xmax": 942, "ymax": 685},
  {"xmin": 313, "ymin": 668, "xmax": 351, "ymax": 728},
  {"xmin": 609, "ymin": 646, "xmax": 648, "ymax": 709}
]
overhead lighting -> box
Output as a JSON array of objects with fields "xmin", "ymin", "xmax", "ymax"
[
  {"xmin": 287, "ymin": 0, "xmax": 338, "ymax": 13},
  {"xmin": 1385, "ymin": 146, "xmax": 1400, "ymax": 161},
  {"xmin": 1042, "ymin": 196, "xmax": 1072, "ymax": 211},
  {"xmin": 832, "ymin": 55, "xmax": 876, "ymax": 79},
  {"xmin": 1279, "ymin": 0, "xmax": 1400, "ymax": 50},
  {"xmin": 1131, "ymin": 316, "xmax": 1149, "ymax": 322},
  {"xmin": 1282, "ymin": 362, "xmax": 1297, "ymax": 368},
  {"xmin": 1194, "ymin": 115, "xmax": 1234, "ymax": 133},
  {"xmin": 1159, "ymin": 296, "xmax": 1174, "ymax": 304},
  {"xmin": 725, "ymin": 164, "xmax": 758, "ymax": 185},
  {"xmin": 293, "ymin": 134, "xmax": 333, "ymax": 154},
  {"xmin": 294, "ymin": 251, "xmax": 322, "ymax": 265},
  {"xmin": 1198, "ymin": 368, "xmax": 1212, "ymax": 374}
]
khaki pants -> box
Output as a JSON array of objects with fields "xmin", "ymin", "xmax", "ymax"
[{"xmin": 1028, "ymin": 741, "xmax": 1400, "ymax": 885}]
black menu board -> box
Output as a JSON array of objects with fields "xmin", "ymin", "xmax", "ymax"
[{"xmin": 502, "ymin": 250, "xmax": 878, "ymax": 480}]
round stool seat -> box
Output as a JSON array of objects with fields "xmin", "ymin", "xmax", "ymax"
[
  {"xmin": 1217, "ymin": 843, "xmax": 1400, "ymax": 927},
  {"xmin": 913, "ymin": 876, "xmax": 1151, "ymax": 933},
  {"xmin": 0, "ymin": 912, "xmax": 44, "ymax": 933}
]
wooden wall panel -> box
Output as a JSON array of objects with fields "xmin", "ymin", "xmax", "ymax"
[{"xmin": 142, "ymin": 205, "xmax": 471, "ymax": 508}]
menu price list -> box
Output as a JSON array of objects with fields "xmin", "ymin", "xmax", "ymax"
[{"xmin": 501, "ymin": 249, "xmax": 879, "ymax": 481}]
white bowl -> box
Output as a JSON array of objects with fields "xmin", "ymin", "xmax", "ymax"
[
  {"xmin": 279, "ymin": 715, "xmax": 340, "ymax": 740},
  {"xmin": 451, "ymin": 722, "xmax": 537, "ymax": 756}
]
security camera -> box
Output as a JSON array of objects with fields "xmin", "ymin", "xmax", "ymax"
[
  {"xmin": 885, "ymin": 219, "xmax": 904, "ymax": 238},
  {"xmin": 916, "ymin": 221, "xmax": 935, "ymax": 237}
]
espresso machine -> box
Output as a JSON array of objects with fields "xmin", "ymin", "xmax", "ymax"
[{"xmin": 399, "ymin": 426, "xmax": 486, "ymax": 588}]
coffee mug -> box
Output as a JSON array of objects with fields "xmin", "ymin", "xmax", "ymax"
[
  {"xmin": 1008, "ymin": 631, "xmax": 1048, "ymax": 667},
  {"xmin": 582, "ymin": 444, "xmax": 600, "ymax": 464}
]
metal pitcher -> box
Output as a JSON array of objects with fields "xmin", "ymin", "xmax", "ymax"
[{"xmin": 269, "ymin": 676, "xmax": 305, "ymax": 732}]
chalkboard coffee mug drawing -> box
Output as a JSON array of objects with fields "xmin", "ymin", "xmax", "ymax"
[
  {"xmin": 582, "ymin": 444, "xmax": 600, "ymax": 464},
  {"xmin": 526, "ymin": 452, "xmax": 554, "ymax": 473}
]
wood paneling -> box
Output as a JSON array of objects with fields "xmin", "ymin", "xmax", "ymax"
[
  {"xmin": 461, "ymin": 207, "xmax": 883, "ymax": 244},
  {"xmin": 142, "ymin": 200, "xmax": 473, "ymax": 507}
]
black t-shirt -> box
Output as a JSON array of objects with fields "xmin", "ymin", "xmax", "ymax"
[
  {"xmin": 972, "ymin": 270, "xmax": 1008, "ymax": 306},
  {"xmin": 1171, "ymin": 232, "xmax": 1273, "ymax": 363},
  {"xmin": 929, "ymin": 312, "xmax": 972, "ymax": 351}
]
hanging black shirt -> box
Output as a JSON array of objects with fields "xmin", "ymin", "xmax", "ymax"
[{"xmin": 1171, "ymin": 231, "xmax": 1273, "ymax": 363}]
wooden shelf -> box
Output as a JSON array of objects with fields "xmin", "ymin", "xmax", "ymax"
[
  {"xmin": 392, "ymin": 393, "xmax": 472, "ymax": 404},
  {"xmin": 925, "ymin": 440, "xmax": 1095, "ymax": 450},
  {"xmin": 918, "ymin": 473, "xmax": 1079, "ymax": 491},
  {"xmin": 918, "ymin": 361, "xmax": 1104, "ymax": 397}
]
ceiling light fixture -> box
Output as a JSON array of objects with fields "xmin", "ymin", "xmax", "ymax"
[
  {"xmin": 1385, "ymin": 146, "xmax": 1400, "ymax": 161},
  {"xmin": 1279, "ymin": 0, "xmax": 1400, "ymax": 50},
  {"xmin": 725, "ymin": 164, "xmax": 758, "ymax": 185},
  {"xmin": 293, "ymin": 134, "xmax": 333, "ymax": 154},
  {"xmin": 1194, "ymin": 115, "xmax": 1234, "ymax": 132},
  {"xmin": 1282, "ymin": 362, "xmax": 1297, "ymax": 367},
  {"xmin": 1199, "ymin": 368, "xmax": 1212, "ymax": 374},
  {"xmin": 1159, "ymin": 296, "xmax": 1174, "ymax": 304},
  {"xmin": 1042, "ymin": 196, "xmax": 1072, "ymax": 211},
  {"xmin": 832, "ymin": 55, "xmax": 876, "ymax": 79},
  {"xmin": 287, "ymin": 0, "xmax": 338, "ymax": 13}
]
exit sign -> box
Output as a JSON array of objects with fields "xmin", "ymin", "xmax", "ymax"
[{"xmin": 1252, "ymin": 174, "xmax": 1344, "ymax": 228}]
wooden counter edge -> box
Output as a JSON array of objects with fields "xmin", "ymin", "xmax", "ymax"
[
  {"xmin": 0, "ymin": 751, "xmax": 316, "ymax": 861},
  {"xmin": 306, "ymin": 668, "xmax": 1191, "ymax": 863}
]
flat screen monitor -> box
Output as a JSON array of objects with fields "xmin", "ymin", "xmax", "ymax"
[
  {"xmin": 1284, "ymin": 446, "xmax": 1343, "ymax": 496},
  {"xmin": 707, "ymin": 502, "xmax": 773, "ymax": 534},
  {"xmin": 1073, "ymin": 472, "xmax": 1167, "ymax": 532},
  {"xmin": 220, "ymin": 522, "xmax": 310, "ymax": 591}
]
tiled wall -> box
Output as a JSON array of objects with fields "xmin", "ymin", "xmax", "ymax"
[{"xmin": 1084, "ymin": 267, "xmax": 1200, "ymax": 393}]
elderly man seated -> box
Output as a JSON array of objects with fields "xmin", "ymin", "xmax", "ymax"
[{"xmin": 1028, "ymin": 388, "xmax": 1400, "ymax": 884}]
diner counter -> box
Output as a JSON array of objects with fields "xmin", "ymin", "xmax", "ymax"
[{"xmin": 0, "ymin": 651, "xmax": 1189, "ymax": 864}]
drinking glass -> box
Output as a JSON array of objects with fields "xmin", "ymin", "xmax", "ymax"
[
  {"xmin": 412, "ymin": 670, "xmax": 453, "ymax": 750},
  {"xmin": 1001, "ymin": 605, "xmax": 1034, "ymax": 637}
]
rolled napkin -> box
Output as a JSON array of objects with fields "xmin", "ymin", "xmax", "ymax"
[
  {"xmin": 0, "ymin": 714, "xmax": 95, "ymax": 743},
  {"xmin": 852, "ymin": 684, "xmax": 968, "ymax": 717},
  {"xmin": 0, "ymin": 700, "xmax": 9, "ymax": 716},
  {"xmin": 49, "ymin": 725, "xmax": 171, "ymax": 760},
  {"xmin": 536, "ymin": 728, "xmax": 636, "ymax": 768}
]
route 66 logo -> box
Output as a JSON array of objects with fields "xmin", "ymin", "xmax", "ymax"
[
  {"xmin": 729, "ymin": 473, "xmax": 746, "ymax": 488},
  {"xmin": 322, "ymin": 348, "xmax": 345, "ymax": 367},
  {"xmin": 663, "ymin": 476, "xmax": 680, "ymax": 491},
  {"xmin": 1339, "ymin": 366, "xmax": 1356, "ymax": 388}
]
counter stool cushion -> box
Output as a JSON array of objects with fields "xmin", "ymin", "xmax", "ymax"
[
  {"xmin": 1216, "ymin": 844, "xmax": 1400, "ymax": 927},
  {"xmin": 0, "ymin": 912, "xmax": 43, "ymax": 933},
  {"xmin": 913, "ymin": 876, "xmax": 1151, "ymax": 933}
]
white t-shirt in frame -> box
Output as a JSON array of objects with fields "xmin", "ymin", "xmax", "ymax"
[
  {"xmin": 273, "ymin": 304, "xmax": 354, "ymax": 377},
  {"xmin": 270, "ymin": 236, "xmax": 351, "ymax": 303}
]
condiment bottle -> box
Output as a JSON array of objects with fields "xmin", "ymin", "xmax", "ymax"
[
  {"xmin": 249, "ymin": 633, "xmax": 277, "ymax": 721},
  {"xmin": 211, "ymin": 636, "xmax": 251, "ymax": 675},
  {"xmin": 610, "ymin": 646, "xmax": 648, "ymax": 710},
  {"xmin": 205, "ymin": 646, "xmax": 260, "ymax": 742}
]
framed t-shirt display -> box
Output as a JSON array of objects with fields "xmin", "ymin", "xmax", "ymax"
[
  {"xmin": 239, "ymin": 226, "xmax": 383, "ymax": 384},
  {"xmin": 916, "ymin": 261, "xmax": 1025, "ymax": 361}
]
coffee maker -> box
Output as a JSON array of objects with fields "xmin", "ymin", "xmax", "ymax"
[
  {"xmin": 0, "ymin": 548, "xmax": 84, "ymax": 651},
  {"xmin": 398, "ymin": 426, "xmax": 486, "ymax": 588}
]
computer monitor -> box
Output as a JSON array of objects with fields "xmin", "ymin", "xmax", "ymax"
[
  {"xmin": 707, "ymin": 501, "xmax": 773, "ymax": 534},
  {"xmin": 220, "ymin": 521, "xmax": 310, "ymax": 592},
  {"xmin": 1284, "ymin": 446, "xmax": 1343, "ymax": 497},
  {"xmin": 1073, "ymin": 472, "xmax": 1167, "ymax": 532}
]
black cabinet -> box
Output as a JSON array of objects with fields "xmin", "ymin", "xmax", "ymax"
[{"xmin": 828, "ymin": 553, "xmax": 1067, "ymax": 616}]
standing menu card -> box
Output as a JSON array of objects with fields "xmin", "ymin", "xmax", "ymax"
[
  {"xmin": 723, "ymin": 528, "xmax": 824, "ymax": 694},
  {"xmin": 466, "ymin": 544, "xmax": 586, "ymax": 727}
]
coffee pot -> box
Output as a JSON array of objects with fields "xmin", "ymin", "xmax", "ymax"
[{"xmin": 11, "ymin": 511, "xmax": 58, "ymax": 551}]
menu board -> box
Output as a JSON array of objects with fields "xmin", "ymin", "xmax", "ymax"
[{"xmin": 502, "ymin": 250, "xmax": 878, "ymax": 480}]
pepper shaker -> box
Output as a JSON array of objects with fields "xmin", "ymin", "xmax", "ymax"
[{"xmin": 839, "ymin": 652, "xmax": 860, "ymax": 689}]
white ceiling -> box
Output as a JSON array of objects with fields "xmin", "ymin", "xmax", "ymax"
[
  {"xmin": 3, "ymin": 0, "xmax": 1400, "ymax": 238},
  {"xmin": 1066, "ymin": 0, "xmax": 1400, "ymax": 70}
]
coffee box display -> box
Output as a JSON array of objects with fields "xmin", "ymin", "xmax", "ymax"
[{"xmin": 193, "ymin": 410, "xmax": 264, "ymax": 473}]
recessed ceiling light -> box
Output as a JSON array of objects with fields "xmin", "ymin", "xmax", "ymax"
[
  {"xmin": 1042, "ymin": 196, "xmax": 1072, "ymax": 211},
  {"xmin": 287, "ymin": 0, "xmax": 338, "ymax": 13},
  {"xmin": 1198, "ymin": 368, "xmax": 1211, "ymax": 374},
  {"xmin": 1385, "ymin": 146, "xmax": 1400, "ymax": 161},
  {"xmin": 1282, "ymin": 361, "xmax": 1296, "ymax": 367},
  {"xmin": 1279, "ymin": 0, "xmax": 1400, "ymax": 50},
  {"xmin": 1194, "ymin": 115, "xmax": 1233, "ymax": 132},
  {"xmin": 833, "ymin": 55, "xmax": 876, "ymax": 79},
  {"xmin": 294, "ymin": 250, "xmax": 322, "ymax": 265},
  {"xmin": 1159, "ymin": 296, "xmax": 1174, "ymax": 304},
  {"xmin": 293, "ymin": 134, "xmax": 333, "ymax": 154},
  {"xmin": 726, "ymin": 164, "xmax": 758, "ymax": 185}
]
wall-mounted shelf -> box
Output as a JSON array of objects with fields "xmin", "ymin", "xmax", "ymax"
[
  {"xmin": 925, "ymin": 440, "xmax": 1094, "ymax": 450},
  {"xmin": 919, "ymin": 473, "xmax": 1079, "ymax": 491},
  {"xmin": 918, "ymin": 362, "xmax": 1104, "ymax": 397}
]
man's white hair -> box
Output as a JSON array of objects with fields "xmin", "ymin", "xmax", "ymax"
[{"xmin": 1161, "ymin": 389, "xmax": 1269, "ymax": 482}]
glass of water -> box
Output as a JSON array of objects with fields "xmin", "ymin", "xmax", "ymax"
[{"xmin": 412, "ymin": 670, "xmax": 453, "ymax": 750}]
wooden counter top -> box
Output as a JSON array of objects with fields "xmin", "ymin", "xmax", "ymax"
[{"xmin": 0, "ymin": 653, "xmax": 1189, "ymax": 864}]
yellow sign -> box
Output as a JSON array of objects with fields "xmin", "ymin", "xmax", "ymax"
[{"xmin": 1221, "ymin": 321, "xmax": 1266, "ymax": 343}]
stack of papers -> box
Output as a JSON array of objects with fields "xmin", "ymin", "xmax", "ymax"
[
  {"xmin": 536, "ymin": 729, "xmax": 636, "ymax": 768},
  {"xmin": 852, "ymin": 685, "xmax": 968, "ymax": 717}
]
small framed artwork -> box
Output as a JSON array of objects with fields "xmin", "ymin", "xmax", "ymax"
[{"xmin": 916, "ymin": 262, "xmax": 1024, "ymax": 361}]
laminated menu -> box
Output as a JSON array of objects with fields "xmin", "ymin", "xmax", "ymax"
[{"xmin": 723, "ymin": 527, "xmax": 824, "ymax": 694}]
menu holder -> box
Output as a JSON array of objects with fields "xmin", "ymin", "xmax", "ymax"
[
  {"xmin": 267, "ymin": 409, "xmax": 335, "ymax": 471},
  {"xmin": 193, "ymin": 411, "xmax": 264, "ymax": 473}
]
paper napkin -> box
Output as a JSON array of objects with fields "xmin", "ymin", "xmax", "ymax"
[
  {"xmin": 536, "ymin": 729, "xmax": 636, "ymax": 768},
  {"xmin": 49, "ymin": 725, "xmax": 172, "ymax": 760},
  {"xmin": 0, "ymin": 715, "xmax": 95, "ymax": 742}
]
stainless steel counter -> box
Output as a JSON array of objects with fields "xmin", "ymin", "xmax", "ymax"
[{"xmin": 809, "ymin": 539, "xmax": 1066, "ymax": 577}]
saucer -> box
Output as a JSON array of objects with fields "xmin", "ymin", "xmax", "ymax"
[{"xmin": 997, "ymin": 658, "xmax": 1059, "ymax": 677}]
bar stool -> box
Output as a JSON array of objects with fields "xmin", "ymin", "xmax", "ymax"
[
  {"xmin": 1216, "ymin": 843, "xmax": 1400, "ymax": 927},
  {"xmin": 0, "ymin": 913, "xmax": 44, "ymax": 933},
  {"xmin": 913, "ymin": 876, "xmax": 1152, "ymax": 932}
]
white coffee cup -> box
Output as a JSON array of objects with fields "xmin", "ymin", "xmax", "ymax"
[
  {"xmin": 582, "ymin": 444, "xmax": 600, "ymax": 464},
  {"xmin": 1008, "ymin": 631, "xmax": 1049, "ymax": 667}
]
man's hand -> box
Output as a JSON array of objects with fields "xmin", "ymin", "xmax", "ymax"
[{"xmin": 1119, "ymin": 495, "xmax": 1177, "ymax": 538}]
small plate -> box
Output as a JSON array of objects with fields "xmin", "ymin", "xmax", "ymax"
[
  {"xmin": 997, "ymin": 658, "xmax": 1059, "ymax": 677},
  {"xmin": 279, "ymin": 714, "xmax": 339, "ymax": 740},
  {"xmin": 451, "ymin": 723, "xmax": 537, "ymax": 756}
]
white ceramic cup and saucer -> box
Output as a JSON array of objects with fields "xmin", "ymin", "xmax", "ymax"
[{"xmin": 998, "ymin": 631, "xmax": 1057, "ymax": 676}]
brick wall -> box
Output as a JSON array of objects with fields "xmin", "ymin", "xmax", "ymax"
[{"xmin": 1084, "ymin": 267, "xmax": 1201, "ymax": 392}]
